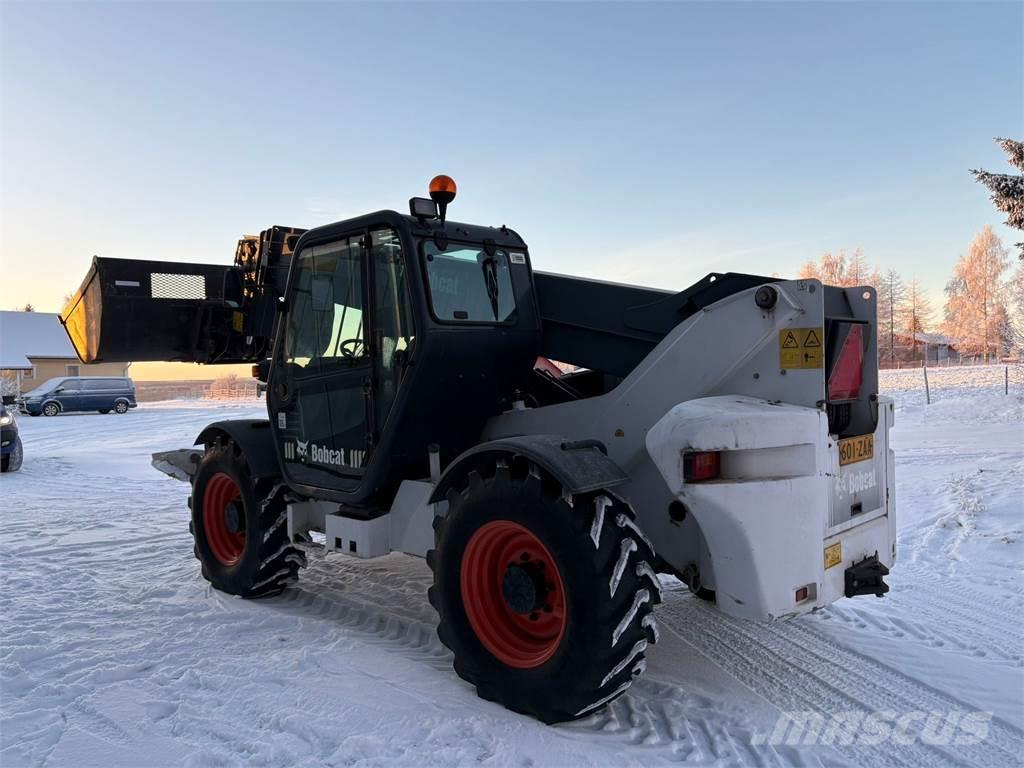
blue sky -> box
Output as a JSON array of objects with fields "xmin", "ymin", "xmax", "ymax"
[{"xmin": 2, "ymin": 1, "xmax": 1021, "ymax": 316}]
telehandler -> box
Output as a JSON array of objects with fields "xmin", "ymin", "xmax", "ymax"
[{"xmin": 61, "ymin": 177, "xmax": 895, "ymax": 723}]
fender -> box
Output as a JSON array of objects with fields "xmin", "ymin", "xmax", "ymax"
[
  {"xmin": 645, "ymin": 395, "xmax": 833, "ymax": 620},
  {"xmin": 429, "ymin": 434, "xmax": 628, "ymax": 503},
  {"xmin": 194, "ymin": 419, "xmax": 279, "ymax": 479}
]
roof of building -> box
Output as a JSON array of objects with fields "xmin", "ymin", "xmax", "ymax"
[
  {"xmin": 0, "ymin": 311, "xmax": 77, "ymax": 369},
  {"xmin": 892, "ymin": 331, "xmax": 959, "ymax": 347},
  {"xmin": 914, "ymin": 332, "xmax": 957, "ymax": 346}
]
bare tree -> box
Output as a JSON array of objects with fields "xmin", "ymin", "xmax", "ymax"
[
  {"xmin": 820, "ymin": 251, "xmax": 848, "ymax": 285},
  {"xmin": 20, "ymin": 303, "xmax": 35, "ymax": 312},
  {"xmin": 876, "ymin": 270, "xmax": 907, "ymax": 366},
  {"xmin": 944, "ymin": 226, "xmax": 1011, "ymax": 360},
  {"xmin": 971, "ymin": 137, "xmax": 1024, "ymax": 259},
  {"xmin": 208, "ymin": 373, "xmax": 240, "ymax": 398},
  {"xmin": 797, "ymin": 260, "xmax": 819, "ymax": 280},
  {"xmin": 845, "ymin": 249, "xmax": 880, "ymax": 287},
  {"xmin": 796, "ymin": 249, "xmax": 878, "ymax": 287},
  {"xmin": 904, "ymin": 277, "xmax": 935, "ymax": 360}
]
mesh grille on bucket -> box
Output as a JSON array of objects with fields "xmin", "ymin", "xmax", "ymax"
[{"xmin": 151, "ymin": 273, "xmax": 206, "ymax": 300}]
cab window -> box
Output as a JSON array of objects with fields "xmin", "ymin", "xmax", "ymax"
[
  {"xmin": 284, "ymin": 236, "xmax": 366, "ymax": 373},
  {"xmin": 422, "ymin": 242, "xmax": 516, "ymax": 323}
]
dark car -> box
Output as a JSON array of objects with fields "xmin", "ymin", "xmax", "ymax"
[
  {"xmin": 18, "ymin": 376, "xmax": 137, "ymax": 417},
  {"xmin": 1, "ymin": 397, "xmax": 22, "ymax": 472}
]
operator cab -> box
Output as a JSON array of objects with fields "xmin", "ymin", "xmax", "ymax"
[{"xmin": 268, "ymin": 177, "xmax": 542, "ymax": 510}]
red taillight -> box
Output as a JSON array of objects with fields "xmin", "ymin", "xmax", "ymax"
[
  {"xmin": 827, "ymin": 324, "xmax": 864, "ymax": 402},
  {"xmin": 683, "ymin": 451, "xmax": 721, "ymax": 482}
]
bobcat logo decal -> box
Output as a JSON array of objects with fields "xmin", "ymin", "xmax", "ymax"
[{"xmin": 283, "ymin": 438, "xmax": 360, "ymax": 468}]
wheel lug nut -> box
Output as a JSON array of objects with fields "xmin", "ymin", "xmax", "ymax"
[{"xmin": 529, "ymin": 612, "xmax": 539, "ymax": 621}]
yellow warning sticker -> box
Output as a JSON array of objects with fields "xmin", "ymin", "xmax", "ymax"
[
  {"xmin": 779, "ymin": 327, "xmax": 824, "ymax": 369},
  {"xmin": 824, "ymin": 542, "xmax": 842, "ymax": 570}
]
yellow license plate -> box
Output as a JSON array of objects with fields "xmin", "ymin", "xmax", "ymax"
[
  {"xmin": 824, "ymin": 542, "xmax": 842, "ymax": 570},
  {"xmin": 838, "ymin": 434, "xmax": 874, "ymax": 466}
]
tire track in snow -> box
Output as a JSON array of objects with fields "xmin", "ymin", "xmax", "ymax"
[
  {"xmin": 564, "ymin": 679, "xmax": 819, "ymax": 767},
  {"xmin": 657, "ymin": 594, "xmax": 1023, "ymax": 768},
  {"xmin": 822, "ymin": 577, "xmax": 1023, "ymax": 667},
  {"xmin": 289, "ymin": 556, "xmax": 799, "ymax": 766}
]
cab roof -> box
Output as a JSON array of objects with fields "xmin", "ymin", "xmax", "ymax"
[{"xmin": 296, "ymin": 210, "xmax": 528, "ymax": 253}]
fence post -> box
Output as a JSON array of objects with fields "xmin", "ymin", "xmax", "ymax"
[
  {"xmin": 923, "ymin": 365, "xmax": 930, "ymax": 405},
  {"xmin": 1006, "ymin": 366, "xmax": 1010, "ymax": 396}
]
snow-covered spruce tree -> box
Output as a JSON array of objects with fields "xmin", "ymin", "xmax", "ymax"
[
  {"xmin": 992, "ymin": 304, "xmax": 1015, "ymax": 359},
  {"xmin": 971, "ymin": 137, "xmax": 1024, "ymax": 260},
  {"xmin": 1010, "ymin": 265, "xmax": 1024, "ymax": 356}
]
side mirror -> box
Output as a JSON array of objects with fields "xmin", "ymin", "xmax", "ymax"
[
  {"xmin": 1, "ymin": 395, "xmax": 15, "ymax": 405},
  {"xmin": 55, "ymin": 387, "xmax": 65, "ymax": 393}
]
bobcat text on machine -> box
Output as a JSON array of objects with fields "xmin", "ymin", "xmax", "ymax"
[{"xmin": 61, "ymin": 176, "xmax": 895, "ymax": 723}]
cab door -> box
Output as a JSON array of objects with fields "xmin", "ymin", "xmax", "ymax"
[{"xmin": 271, "ymin": 233, "xmax": 374, "ymax": 492}]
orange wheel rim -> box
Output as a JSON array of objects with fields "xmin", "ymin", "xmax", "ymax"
[{"xmin": 460, "ymin": 521, "xmax": 567, "ymax": 668}]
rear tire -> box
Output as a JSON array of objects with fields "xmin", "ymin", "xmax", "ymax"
[
  {"xmin": 190, "ymin": 440, "xmax": 304, "ymax": 597},
  {"xmin": 428, "ymin": 460, "xmax": 660, "ymax": 724},
  {"xmin": 114, "ymin": 400, "xmax": 129, "ymax": 414}
]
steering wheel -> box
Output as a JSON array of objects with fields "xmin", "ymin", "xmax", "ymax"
[{"xmin": 338, "ymin": 338, "xmax": 365, "ymax": 358}]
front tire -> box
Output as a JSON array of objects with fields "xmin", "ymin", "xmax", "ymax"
[
  {"xmin": 42, "ymin": 403, "xmax": 59, "ymax": 417},
  {"xmin": 1, "ymin": 437, "xmax": 22, "ymax": 472},
  {"xmin": 428, "ymin": 460, "xmax": 660, "ymax": 723},
  {"xmin": 99, "ymin": 409, "xmax": 110, "ymax": 414},
  {"xmin": 190, "ymin": 440, "xmax": 304, "ymax": 597}
]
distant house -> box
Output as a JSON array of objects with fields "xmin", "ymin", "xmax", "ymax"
[
  {"xmin": 0, "ymin": 311, "xmax": 129, "ymax": 393},
  {"xmin": 883, "ymin": 331, "xmax": 960, "ymax": 367},
  {"xmin": 913, "ymin": 332, "xmax": 960, "ymax": 364}
]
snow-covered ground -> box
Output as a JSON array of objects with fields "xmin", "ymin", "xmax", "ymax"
[{"xmin": 1, "ymin": 391, "xmax": 1021, "ymax": 767}]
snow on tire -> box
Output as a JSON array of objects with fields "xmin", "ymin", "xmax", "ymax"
[
  {"xmin": 427, "ymin": 458, "xmax": 659, "ymax": 724},
  {"xmin": 190, "ymin": 441, "xmax": 305, "ymax": 598}
]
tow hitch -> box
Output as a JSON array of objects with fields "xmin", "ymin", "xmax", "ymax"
[{"xmin": 844, "ymin": 553, "xmax": 890, "ymax": 598}]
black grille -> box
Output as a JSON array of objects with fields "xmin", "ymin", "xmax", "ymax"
[{"xmin": 827, "ymin": 402, "xmax": 852, "ymax": 435}]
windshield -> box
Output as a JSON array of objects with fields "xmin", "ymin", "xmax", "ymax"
[
  {"xmin": 24, "ymin": 377, "xmax": 66, "ymax": 396},
  {"xmin": 422, "ymin": 242, "xmax": 516, "ymax": 323}
]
